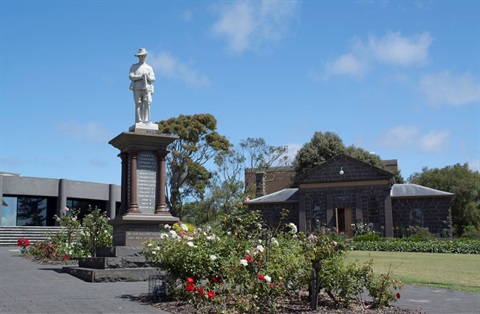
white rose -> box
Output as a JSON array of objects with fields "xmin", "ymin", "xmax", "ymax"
[
  {"xmin": 240, "ymin": 259, "xmax": 248, "ymax": 266},
  {"xmin": 271, "ymin": 238, "xmax": 279, "ymax": 247},
  {"xmin": 264, "ymin": 275, "xmax": 271, "ymax": 282},
  {"xmin": 288, "ymin": 223, "xmax": 298, "ymax": 234}
]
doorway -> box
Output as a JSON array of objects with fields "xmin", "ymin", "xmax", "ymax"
[{"xmin": 336, "ymin": 208, "xmax": 353, "ymax": 237}]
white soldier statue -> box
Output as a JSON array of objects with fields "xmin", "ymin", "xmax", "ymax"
[{"xmin": 129, "ymin": 48, "xmax": 156, "ymax": 125}]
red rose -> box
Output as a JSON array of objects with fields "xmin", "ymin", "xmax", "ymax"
[
  {"xmin": 245, "ymin": 255, "xmax": 253, "ymax": 263},
  {"xmin": 257, "ymin": 274, "xmax": 265, "ymax": 281},
  {"xmin": 186, "ymin": 283, "xmax": 195, "ymax": 292},
  {"xmin": 187, "ymin": 277, "xmax": 195, "ymax": 283},
  {"xmin": 197, "ymin": 288, "xmax": 204, "ymax": 296},
  {"xmin": 207, "ymin": 291, "xmax": 215, "ymax": 299},
  {"xmin": 211, "ymin": 277, "xmax": 217, "ymax": 283},
  {"xmin": 63, "ymin": 254, "xmax": 68, "ymax": 260},
  {"xmin": 396, "ymin": 293, "xmax": 401, "ymax": 299},
  {"xmin": 218, "ymin": 279, "xmax": 223, "ymax": 283},
  {"xmin": 269, "ymin": 283, "xmax": 276, "ymax": 288}
]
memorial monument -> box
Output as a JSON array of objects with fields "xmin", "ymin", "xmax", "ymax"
[
  {"xmin": 64, "ymin": 48, "xmax": 179, "ymax": 282},
  {"xmin": 108, "ymin": 47, "xmax": 179, "ymax": 246}
]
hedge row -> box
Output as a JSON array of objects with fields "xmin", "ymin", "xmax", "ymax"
[{"xmin": 347, "ymin": 239, "xmax": 480, "ymax": 254}]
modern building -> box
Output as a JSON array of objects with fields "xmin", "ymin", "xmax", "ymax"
[
  {"xmin": 247, "ymin": 154, "xmax": 454, "ymax": 237},
  {"xmin": 0, "ymin": 172, "xmax": 121, "ymax": 226}
]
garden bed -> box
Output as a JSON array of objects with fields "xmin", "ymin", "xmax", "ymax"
[{"xmin": 146, "ymin": 294, "xmax": 426, "ymax": 314}]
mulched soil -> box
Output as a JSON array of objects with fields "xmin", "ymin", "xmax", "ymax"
[
  {"xmin": 19, "ymin": 253, "xmax": 78, "ymax": 266},
  {"xmin": 140, "ymin": 294, "xmax": 426, "ymax": 314}
]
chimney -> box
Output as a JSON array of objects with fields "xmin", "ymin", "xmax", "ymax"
[{"xmin": 255, "ymin": 172, "xmax": 266, "ymax": 197}]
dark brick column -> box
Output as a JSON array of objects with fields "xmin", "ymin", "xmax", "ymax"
[
  {"xmin": 127, "ymin": 150, "xmax": 141, "ymax": 213},
  {"xmin": 119, "ymin": 152, "xmax": 128, "ymax": 215},
  {"xmin": 155, "ymin": 150, "xmax": 168, "ymax": 213}
]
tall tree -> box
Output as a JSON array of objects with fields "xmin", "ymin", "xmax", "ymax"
[
  {"xmin": 157, "ymin": 114, "xmax": 230, "ymax": 218},
  {"xmin": 294, "ymin": 131, "xmax": 388, "ymax": 170},
  {"xmin": 408, "ymin": 163, "xmax": 480, "ymax": 236},
  {"xmin": 209, "ymin": 148, "xmax": 246, "ymax": 212},
  {"xmin": 293, "ymin": 131, "xmax": 345, "ymax": 175}
]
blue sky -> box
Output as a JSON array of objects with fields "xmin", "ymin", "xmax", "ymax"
[{"xmin": 1, "ymin": 0, "xmax": 479, "ymax": 186}]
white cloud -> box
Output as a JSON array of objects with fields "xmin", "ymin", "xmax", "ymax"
[
  {"xmin": 419, "ymin": 71, "xmax": 480, "ymax": 106},
  {"xmin": 418, "ymin": 130, "xmax": 449, "ymax": 153},
  {"xmin": 56, "ymin": 121, "xmax": 111, "ymax": 144},
  {"xmin": 325, "ymin": 53, "xmax": 369, "ymax": 78},
  {"xmin": 150, "ymin": 51, "xmax": 210, "ymax": 86},
  {"xmin": 324, "ymin": 31, "xmax": 433, "ymax": 78},
  {"xmin": 369, "ymin": 31, "xmax": 432, "ymax": 66},
  {"xmin": 379, "ymin": 126, "xmax": 451, "ymax": 154},
  {"xmin": 379, "ymin": 125, "xmax": 420, "ymax": 148},
  {"xmin": 211, "ymin": 0, "xmax": 299, "ymax": 54}
]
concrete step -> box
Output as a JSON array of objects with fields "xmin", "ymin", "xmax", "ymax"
[
  {"xmin": 0, "ymin": 226, "xmax": 62, "ymax": 246},
  {"xmin": 79, "ymin": 256, "xmax": 153, "ymax": 269},
  {"xmin": 63, "ymin": 266, "xmax": 160, "ymax": 282}
]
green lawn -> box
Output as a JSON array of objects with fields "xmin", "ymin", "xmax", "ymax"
[{"xmin": 346, "ymin": 251, "xmax": 480, "ymax": 293}]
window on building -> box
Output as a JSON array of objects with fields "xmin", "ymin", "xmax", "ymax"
[
  {"xmin": 16, "ymin": 197, "xmax": 48, "ymax": 226},
  {"xmin": 410, "ymin": 208, "xmax": 424, "ymax": 227},
  {"xmin": 66, "ymin": 199, "xmax": 107, "ymax": 221},
  {"xmin": 1, "ymin": 196, "xmax": 18, "ymax": 226}
]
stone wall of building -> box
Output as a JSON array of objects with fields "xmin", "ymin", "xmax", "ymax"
[
  {"xmin": 392, "ymin": 197, "xmax": 452, "ymax": 236},
  {"xmin": 297, "ymin": 154, "xmax": 393, "ymax": 184},
  {"xmin": 249, "ymin": 202, "xmax": 299, "ymax": 229},
  {"xmin": 301, "ymin": 185, "xmax": 391, "ymax": 232}
]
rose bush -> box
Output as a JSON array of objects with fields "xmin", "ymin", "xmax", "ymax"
[
  {"xmin": 20, "ymin": 206, "xmax": 112, "ymax": 262},
  {"xmin": 143, "ymin": 206, "xmax": 403, "ymax": 312}
]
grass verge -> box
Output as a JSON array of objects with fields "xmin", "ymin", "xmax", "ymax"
[{"xmin": 346, "ymin": 251, "xmax": 480, "ymax": 293}]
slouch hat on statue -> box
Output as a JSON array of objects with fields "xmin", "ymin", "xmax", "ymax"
[{"xmin": 135, "ymin": 48, "xmax": 148, "ymax": 56}]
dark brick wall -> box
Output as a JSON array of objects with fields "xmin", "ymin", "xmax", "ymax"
[
  {"xmin": 301, "ymin": 185, "xmax": 391, "ymax": 232},
  {"xmin": 249, "ymin": 203, "xmax": 299, "ymax": 229},
  {"xmin": 392, "ymin": 197, "xmax": 452, "ymax": 236},
  {"xmin": 298, "ymin": 154, "xmax": 392, "ymax": 184}
]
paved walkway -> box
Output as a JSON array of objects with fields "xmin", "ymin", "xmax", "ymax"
[
  {"xmin": 1, "ymin": 246, "xmax": 479, "ymax": 313},
  {"xmin": 0, "ymin": 247, "xmax": 168, "ymax": 313}
]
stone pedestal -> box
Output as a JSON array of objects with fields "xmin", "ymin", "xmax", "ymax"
[
  {"xmin": 109, "ymin": 214, "xmax": 178, "ymax": 246},
  {"xmin": 108, "ymin": 129, "xmax": 179, "ymax": 246},
  {"xmin": 64, "ymin": 128, "xmax": 179, "ymax": 283}
]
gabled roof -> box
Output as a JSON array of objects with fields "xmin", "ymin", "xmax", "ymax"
[
  {"xmin": 391, "ymin": 184, "xmax": 454, "ymax": 198},
  {"xmin": 249, "ymin": 188, "xmax": 299, "ymax": 204},
  {"xmin": 295, "ymin": 154, "xmax": 393, "ymax": 184}
]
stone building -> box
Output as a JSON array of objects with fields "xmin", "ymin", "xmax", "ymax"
[{"xmin": 248, "ymin": 154, "xmax": 453, "ymax": 237}]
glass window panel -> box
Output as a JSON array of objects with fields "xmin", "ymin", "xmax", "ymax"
[
  {"xmin": 16, "ymin": 197, "xmax": 47, "ymax": 226},
  {"xmin": 1, "ymin": 196, "xmax": 18, "ymax": 226}
]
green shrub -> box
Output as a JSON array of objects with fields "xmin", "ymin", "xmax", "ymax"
[
  {"xmin": 461, "ymin": 225, "xmax": 480, "ymax": 240},
  {"xmin": 142, "ymin": 207, "xmax": 403, "ymax": 312},
  {"xmin": 349, "ymin": 238, "xmax": 480, "ymax": 254},
  {"xmin": 351, "ymin": 233, "xmax": 385, "ymax": 242},
  {"xmin": 405, "ymin": 227, "xmax": 436, "ymax": 242}
]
